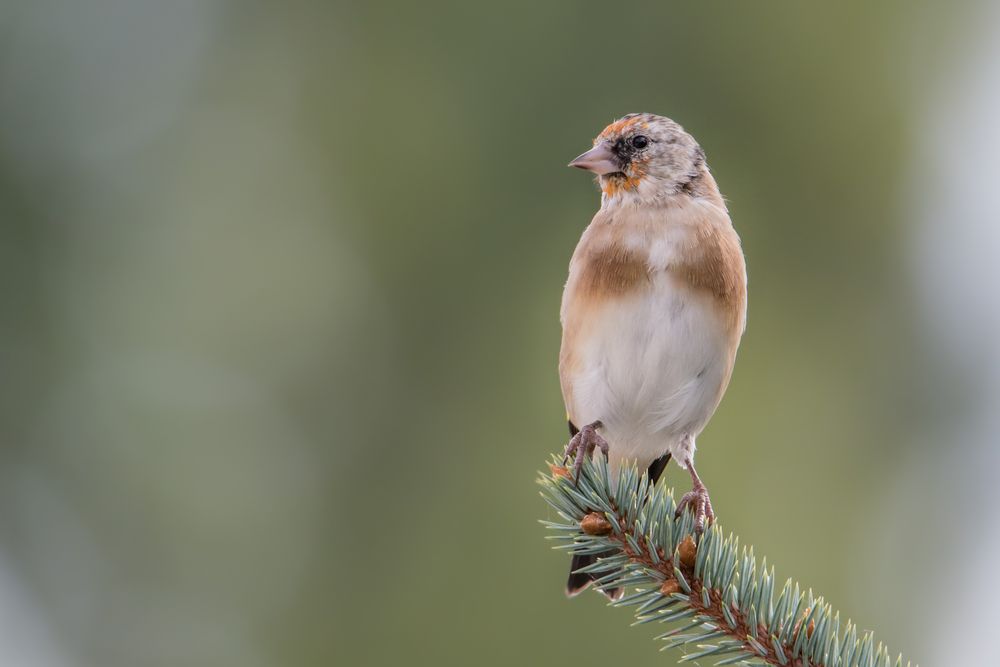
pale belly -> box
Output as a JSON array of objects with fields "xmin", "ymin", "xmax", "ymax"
[{"xmin": 561, "ymin": 281, "xmax": 732, "ymax": 470}]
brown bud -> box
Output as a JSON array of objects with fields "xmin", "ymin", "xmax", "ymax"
[
  {"xmin": 548, "ymin": 463, "xmax": 570, "ymax": 479},
  {"xmin": 795, "ymin": 609, "xmax": 815, "ymax": 639},
  {"xmin": 580, "ymin": 512, "xmax": 613, "ymax": 535},
  {"xmin": 678, "ymin": 535, "xmax": 697, "ymax": 569},
  {"xmin": 659, "ymin": 580, "xmax": 681, "ymax": 596}
]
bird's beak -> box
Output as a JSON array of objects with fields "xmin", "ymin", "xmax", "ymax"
[{"xmin": 568, "ymin": 142, "xmax": 620, "ymax": 175}]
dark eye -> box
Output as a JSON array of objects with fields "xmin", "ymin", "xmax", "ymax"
[{"xmin": 631, "ymin": 135, "xmax": 649, "ymax": 149}]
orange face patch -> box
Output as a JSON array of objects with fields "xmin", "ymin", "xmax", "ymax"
[
  {"xmin": 597, "ymin": 115, "xmax": 649, "ymax": 141},
  {"xmin": 601, "ymin": 174, "xmax": 642, "ymax": 196},
  {"xmin": 596, "ymin": 116, "xmax": 652, "ymax": 196},
  {"xmin": 601, "ymin": 157, "xmax": 648, "ymax": 196}
]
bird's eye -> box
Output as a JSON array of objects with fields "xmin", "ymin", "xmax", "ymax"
[{"xmin": 631, "ymin": 135, "xmax": 649, "ymax": 149}]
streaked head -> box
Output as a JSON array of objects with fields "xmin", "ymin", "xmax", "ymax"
[{"xmin": 569, "ymin": 113, "xmax": 709, "ymax": 205}]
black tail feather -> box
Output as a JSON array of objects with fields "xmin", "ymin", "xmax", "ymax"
[
  {"xmin": 566, "ymin": 551, "xmax": 622, "ymax": 600},
  {"xmin": 647, "ymin": 452, "xmax": 671, "ymax": 485}
]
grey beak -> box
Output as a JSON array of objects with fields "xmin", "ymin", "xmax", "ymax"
[{"xmin": 568, "ymin": 142, "xmax": 620, "ymax": 175}]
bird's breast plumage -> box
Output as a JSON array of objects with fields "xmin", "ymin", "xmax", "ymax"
[{"xmin": 559, "ymin": 193, "xmax": 746, "ymax": 470}]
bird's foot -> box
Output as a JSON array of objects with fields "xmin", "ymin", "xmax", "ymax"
[
  {"xmin": 675, "ymin": 481, "xmax": 715, "ymax": 533},
  {"xmin": 562, "ymin": 420, "xmax": 609, "ymax": 482}
]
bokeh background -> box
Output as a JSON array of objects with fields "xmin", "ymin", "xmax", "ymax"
[{"xmin": 0, "ymin": 1, "xmax": 997, "ymax": 665}]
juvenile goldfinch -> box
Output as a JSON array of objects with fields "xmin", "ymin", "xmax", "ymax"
[{"xmin": 561, "ymin": 113, "xmax": 747, "ymax": 598}]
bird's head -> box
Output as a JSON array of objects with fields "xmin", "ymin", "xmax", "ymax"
[{"xmin": 569, "ymin": 113, "xmax": 709, "ymax": 207}]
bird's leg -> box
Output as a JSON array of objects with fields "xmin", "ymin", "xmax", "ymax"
[
  {"xmin": 562, "ymin": 420, "xmax": 609, "ymax": 481},
  {"xmin": 675, "ymin": 461, "xmax": 715, "ymax": 533}
]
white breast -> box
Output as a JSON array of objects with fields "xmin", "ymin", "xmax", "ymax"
[
  {"xmin": 564, "ymin": 275, "xmax": 731, "ymax": 469},
  {"xmin": 560, "ymin": 201, "xmax": 740, "ymax": 472}
]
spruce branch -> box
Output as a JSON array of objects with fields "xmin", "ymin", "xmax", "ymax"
[{"xmin": 539, "ymin": 455, "xmax": 914, "ymax": 667}]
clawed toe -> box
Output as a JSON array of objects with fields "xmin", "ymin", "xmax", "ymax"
[
  {"xmin": 675, "ymin": 485, "xmax": 715, "ymax": 533},
  {"xmin": 562, "ymin": 420, "xmax": 609, "ymax": 482}
]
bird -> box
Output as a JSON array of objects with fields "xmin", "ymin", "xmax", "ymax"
[{"xmin": 559, "ymin": 113, "xmax": 747, "ymax": 599}]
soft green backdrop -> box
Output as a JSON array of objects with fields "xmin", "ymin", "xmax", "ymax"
[{"xmin": 0, "ymin": 1, "xmax": 990, "ymax": 666}]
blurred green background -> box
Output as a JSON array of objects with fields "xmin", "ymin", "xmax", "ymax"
[{"xmin": 1, "ymin": 1, "xmax": 997, "ymax": 665}]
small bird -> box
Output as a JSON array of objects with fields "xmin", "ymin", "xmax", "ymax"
[{"xmin": 560, "ymin": 113, "xmax": 747, "ymax": 598}]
